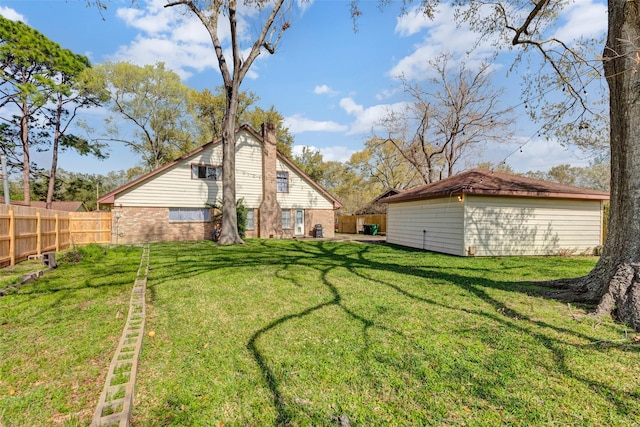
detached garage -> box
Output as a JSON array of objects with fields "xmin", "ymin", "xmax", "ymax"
[{"xmin": 382, "ymin": 169, "xmax": 609, "ymax": 256}]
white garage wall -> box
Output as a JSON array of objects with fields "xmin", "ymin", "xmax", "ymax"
[
  {"xmin": 464, "ymin": 195, "xmax": 604, "ymax": 256},
  {"xmin": 387, "ymin": 197, "xmax": 465, "ymax": 256}
]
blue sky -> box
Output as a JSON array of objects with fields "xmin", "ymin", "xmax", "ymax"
[{"xmin": 0, "ymin": 0, "xmax": 607, "ymax": 176}]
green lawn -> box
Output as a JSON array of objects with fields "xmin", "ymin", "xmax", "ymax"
[
  {"xmin": 134, "ymin": 240, "xmax": 639, "ymax": 426},
  {"xmin": 0, "ymin": 245, "xmax": 142, "ymax": 427},
  {"xmin": 1, "ymin": 240, "xmax": 638, "ymax": 426}
]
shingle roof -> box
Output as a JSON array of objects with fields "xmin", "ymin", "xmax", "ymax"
[
  {"xmin": 29, "ymin": 201, "xmax": 85, "ymax": 211},
  {"xmin": 0, "ymin": 198, "xmax": 85, "ymax": 211},
  {"xmin": 381, "ymin": 169, "xmax": 610, "ymax": 203}
]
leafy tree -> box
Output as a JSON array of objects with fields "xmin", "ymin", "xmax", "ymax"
[
  {"xmin": 0, "ymin": 16, "xmax": 106, "ymax": 208},
  {"xmin": 189, "ymin": 87, "xmax": 294, "ymax": 157},
  {"xmin": 523, "ymin": 161, "xmax": 610, "ymax": 193},
  {"xmin": 474, "ymin": 161, "xmax": 516, "ymax": 175},
  {"xmin": 188, "ymin": 86, "xmax": 259, "ymax": 145},
  {"xmin": 87, "ymin": 62, "xmax": 196, "ymax": 171},
  {"xmin": 292, "ymin": 146, "xmax": 328, "ymax": 183},
  {"xmin": 165, "ymin": 0, "xmax": 295, "ymax": 245},
  {"xmin": 43, "ymin": 61, "xmax": 107, "ymax": 209},
  {"xmin": 0, "ymin": 16, "xmax": 63, "ymax": 204},
  {"xmin": 377, "ymin": 53, "xmax": 513, "ymax": 184},
  {"xmin": 243, "ymin": 105, "xmax": 294, "ymax": 158},
  {"xmin": 352, "ymin": 137, "xmax": 421, "ymax": 190}
]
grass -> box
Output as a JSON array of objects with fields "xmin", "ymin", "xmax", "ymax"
[
  {"xmin": 131, "ymin": 239, "xmax": 639, "ymax": 426},
  {"xmin": 0, "ymin": 257, "xmax": 48, "ymax": 290},
  {"xmin": 0, "ymin": 244, "xmax": 142, "ymax": 427},
  {"xmin": 1, "ymin": 240, "xmax": 639, "ymax": 426}
]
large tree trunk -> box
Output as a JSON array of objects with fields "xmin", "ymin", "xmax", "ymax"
[
  {"xmin": 20, "ymin": 103, "xmax": 30, "ymax": 205},
  {"xmin": 217, "ymin": 83, "xmax": 243, "ymax": 245},
  {"xmin": 591, "ymin": 0, "xmax": 640, "ymax": 330},
  {"xmin": 547, "ymin": 0, "xmax": 640, "ymax": 330},
  {"xmin": 46, "ymin": 93, "xmax": 63, "ymax": 210}
]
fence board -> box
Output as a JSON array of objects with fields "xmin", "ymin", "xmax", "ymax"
[
  {"xmin": 0, "ymin": 205, "xmax": 71, "ymax": 267},
  {"xmin": 69, "ymin": 211, "xmax": 112, "ymax": 245},
  {"xmin": 337, "ymin": 214, "xmax": 387, "ymax": 234}
]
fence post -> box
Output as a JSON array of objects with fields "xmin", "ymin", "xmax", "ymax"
[
  {"xmin": 55, "ymin": 213, "xmax": 59, "ymax": 252},
  {"xmin": 36, "ymin": 211, "xmax": 42, "ymax": 256},
  {"xmin": 9, "ymin": 209, "xmax": 15, "ymax": 266}
]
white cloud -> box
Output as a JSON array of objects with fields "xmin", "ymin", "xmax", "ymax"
[
  {"xmin": 116, "ymin": 4, "xmax": 174, "ymax": 35},
  {"xmin": 314, "ymin": 84, "xmax": 337, "ymax": 96},
  {"xmin": 491, "ymin": 136, "xmax": 591, "ymax": 172},
  {"xmin": 390, "ymin": 4, "xmax": 498, "ymax": 81},
  {"xmin": 395, "ymin": 5, "xmax": 433, "ymax": 36},
  {"xmin": 339, "ymin": 97, "xmax": 408, "ymax": 135},
  {"xmin": 108, "ymin": 35, "xmax": 220, "ymax": 80},
  {"xmin": 0, "ymin": 6, "xmax": 26, "ymax": 22},
  {"xmin": 320, "ymin": 145, "xmax": 357, "ymax": 162},
  {"xmin": 284, "ymin": 114, "xmax": 348, "ymax": 134},
  {"xmin": 111, "ymin": 0, "xmax": 279, "ymax": 81},
  {"xmin": 297, "ymin": 0, "xmax": 314, "ymax": 14},
  {"xmin": 338, "ymin": 97, "xmax": 364, "ymax": 116},
  {"xmin": 553, "ymin": 0, "xmax": 607, "ymax": 42},
  {"xmin": 375, "ymin": 88, "xmax": 399, "ymax": 101},
  {"xmin": 291, "ymin": 144, "xmax": 356, "ymax": 163}
]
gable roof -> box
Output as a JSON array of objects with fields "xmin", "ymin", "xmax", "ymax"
[
  {"xmin": 0, "ymin": 198, "xmax": 85, "ymax": 211},
  {"xmin": 381, "ymin": 169, "xmax": 610, "ymax": 203},
  {"xmin": 97, "ymin": 124, "xmax": 342, "ymax": 209},
  {"xmin": 30, "ymin": 201, "xmax": 86, "ymax": 211}
]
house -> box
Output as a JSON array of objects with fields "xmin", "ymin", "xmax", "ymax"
[
  {"xmin": 355, "ymin": 188, "xmax": 404, "ymax": 215},
  {"xmin": 30, "ymin": 201, "xmax": 86, "ymax": 212},
  {"xmin": 0, "ymin": 198, "xmax": 86, "ymax": 211},
  {"xmin": 381, "ymin": 169, "xmax": 609, "ymax": 256},
  {"xmin": 97, "ymin": 123, "xmax": 342, "ymax": 244}
]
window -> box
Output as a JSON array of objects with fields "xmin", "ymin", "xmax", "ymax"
[
  {"xmin": 169, "ymin": 208, "xmax": 211, "ymax": 222},
  {"xmin": 192, "ymin": 164, "xmax": 222, "ymax": 180},
  {"xmin": 246, "ymin": 209, "xmax": 255, "ymax": 230},
  {"xmin": 276, "ymin": 171, "xmax": 289, "ymax": 192},
  {"xmin": 281, "ymin": 209, "xmax": 291, "ymax": 229}
]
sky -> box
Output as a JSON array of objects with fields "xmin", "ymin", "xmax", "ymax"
[{"xmin": 0, "ymin": 0, "xmax": 608, "ymax": 177}]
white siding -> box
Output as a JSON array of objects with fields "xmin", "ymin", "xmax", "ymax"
[
  {"xmin": 115, "ymin": 131, "xmax": 264, "ymax": 208},
  {"xmin": 276, "ymin": 159, "xmax": 334, "ymax": 209},
  {"xmin": 387, "ymin": 198, "xmax": 465, "ymax": 256},
  {"xmin": 235, "ymin": 134, "xmax": 264, "ymax": 208},
  {"xmin": 113, "ymin": 130, "xmax": 336, "ymax": 211},
  {"xmin": 464, "ymin": 196, "xmax": 604, "ymax": 256}
]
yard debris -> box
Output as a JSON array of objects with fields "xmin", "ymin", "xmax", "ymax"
[
  {"xmin": 335, "ymin": 414, "xmax": 351, "ymax": 427},
  {"xmin": 294, "ymin": 395, "xmax": 311, "ymax": 405}
]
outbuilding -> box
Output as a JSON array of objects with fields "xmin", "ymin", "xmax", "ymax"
[{"xmin": 381, "ymin": 169, "xmax": 609, "ymax": 256}]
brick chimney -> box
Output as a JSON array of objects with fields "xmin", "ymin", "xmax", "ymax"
[{"xmin": 259, "ymin": 123, "xmax": 282, "ymax": 238}]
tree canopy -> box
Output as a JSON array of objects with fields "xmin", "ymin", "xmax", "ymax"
[{"xmin": 0, "ymin": 15, "xmax": 104, "ymax": 206}]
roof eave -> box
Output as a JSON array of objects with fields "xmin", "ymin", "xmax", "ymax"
[{"xmin": 384, "ymin": 189, "xmax": 609, "ymax": 203}]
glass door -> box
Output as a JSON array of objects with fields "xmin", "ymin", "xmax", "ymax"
[{"xmin": 294, "ymin": 209, "xmax": 304, "ymax": 236}]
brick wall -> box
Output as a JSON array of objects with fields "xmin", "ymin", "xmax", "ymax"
[
  {"xmin": 258, "ymin": 123, "xmax": 282, "ymax": 238},
  {"xmin": 111, "ymin": 206, "xmax": 215, "ymax": 244},
  {"xmin": 304, "ymin": 209, "xmax": 335, "ymax": 238},
  {"xmin": 277, "ymin": 208, "xmax": 335, "ymax": 239},
  {"xmin": 109, "ymin": 206, "xmax": 334, "ymax": 244}
]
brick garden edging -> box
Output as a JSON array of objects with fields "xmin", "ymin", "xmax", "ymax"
[{"xmin": 91, "ymin": 243, "xmax": 150, "ymax": 427}]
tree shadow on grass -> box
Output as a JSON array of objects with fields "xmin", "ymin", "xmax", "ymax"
[
  {"xmin": 239, "ymin": 240, "xmax": 639, "ymax": 424},
  {"xmin": 136, "ymin": 239, "xmax": 639, "ymax": 424}
]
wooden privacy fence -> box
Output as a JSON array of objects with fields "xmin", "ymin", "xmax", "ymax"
[
  {"xmin": 0, "ymin": 205, "xmax": 112, "ymax": 267},
  {"xmin": 69, "ymin": 211, "xmax": 112, "ymax": 245},
  {"xmin": 337, "ymin": 214, "xmax": 387, "ymax": 234},
  {"xmin": 0, "ymin": 204, "xmax": 70, "ymax": 267}
]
